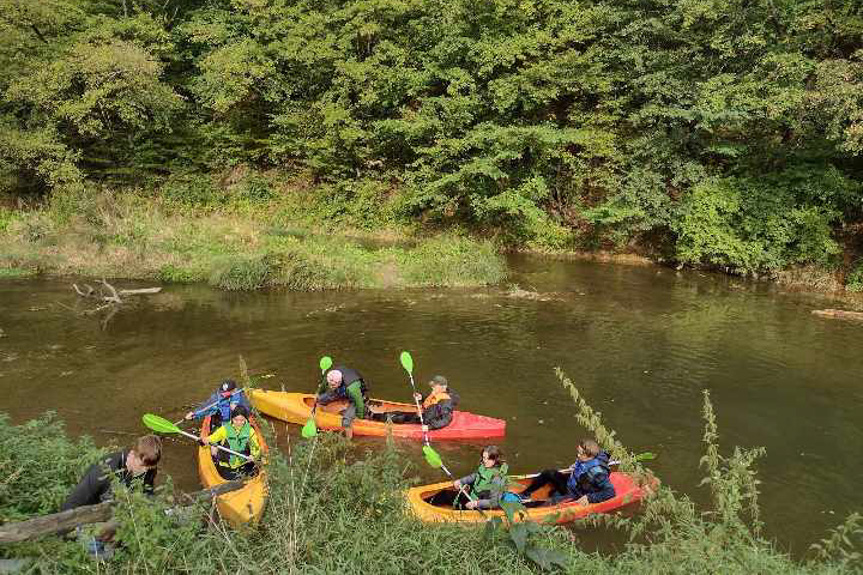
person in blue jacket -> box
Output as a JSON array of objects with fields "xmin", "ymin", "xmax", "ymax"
[
  {"xmin": 184, "ymin": 379, "xmax": 251, "ymax": 424},
  {"xmin": 518, "ymin": 438, "xmax": 615, "ymax": 506}
]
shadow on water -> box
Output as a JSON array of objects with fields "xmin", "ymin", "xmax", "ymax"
[{"xmin": 0, "ymin": 256, "xmax": 861, "ymax": 557}]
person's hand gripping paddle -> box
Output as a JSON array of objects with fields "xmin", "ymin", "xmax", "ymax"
[{"xmin": 302, "ymin": 356, "xmax": 333, "ymax": 439}]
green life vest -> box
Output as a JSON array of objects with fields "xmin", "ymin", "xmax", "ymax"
[
  {"xmin": 221, "ymin": 422, "xmax": 252, "ymax": 468},
  {"xmin": 473, "ymin": 463, "xmax": 508, "ymax": 495}
]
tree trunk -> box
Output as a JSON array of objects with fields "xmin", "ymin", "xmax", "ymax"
[{"xmin": 0, "ymin": 480, "xmax": 246, "ymax": 544}]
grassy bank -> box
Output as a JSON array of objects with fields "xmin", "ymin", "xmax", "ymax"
[
  {"xmin": 0, "ymin": 186, "xmax": 506, "ymax": 290},
  {"xmin": 1, "ymin": 371, "xmax": 860, "ymax": 573}
]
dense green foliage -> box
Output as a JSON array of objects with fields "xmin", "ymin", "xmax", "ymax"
[
  {"xmin": 1, "ymin": 0, "xmax": 862, "ymax": 276},
  {"xmin": 2, "ymin": 376, "xmax": 862, "ymax": 573},
  {"xmin": 0, "ymin": 413, "xmax": 107, "ymax": 522}
]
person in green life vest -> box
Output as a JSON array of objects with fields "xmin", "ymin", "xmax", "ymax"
[
  {"xmin": 453, "ymin": 446, "xmax": 510, "ymax": 510},
  {"xmin": 203, "ymin": 405, "xmax": 261, "ymax": 480}
]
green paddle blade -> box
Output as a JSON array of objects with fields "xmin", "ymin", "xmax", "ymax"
[
  {"xmin": 422, "ymin": 445, "xmax": 442, "ymax": 468},
  {"xmin": 319, "ymin": 356, "xmax": 333, "ymax": 372},
  {"xmin": 142, "ymin": 413, "xmax": 181, "ymax": 435},
  {"xmin": 634, "ymin": 451, "xmax": 657, "ymax": 462},
  {"xmin": 400, "ymin": 351, "xmax": 414, "ymax": 374},
  {"xmin": 301, "ymin": 418, "xmax": 318, "ymax": 438}
]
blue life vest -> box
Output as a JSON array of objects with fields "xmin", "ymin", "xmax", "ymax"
[{"xmin": 567, "ymin": 452, "xmax": 610, "ymax": 495}]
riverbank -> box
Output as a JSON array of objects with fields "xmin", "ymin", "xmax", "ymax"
[
  {"xmin": 0, "ymin": 187, "xmax": 506, "ymax": 290},
  {"xmin": 0, "ymin": 371, "xmax": 857, "ymax": 573},
  {"xmin": 3, "ymin": 184, "xmax": 855, "ymax": 298}
]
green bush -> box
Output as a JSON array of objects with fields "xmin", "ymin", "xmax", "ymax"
[
  {"xmin": 845, "ymin": 263, "xmax": 863, "ymax": 292},
  {"xmin": 0, "ymin": 413, "xmax": 108, "ymax": 522},
  {"xmin": 162, "ymin": 173, "xmax": 223, "ymax": 208},
  {"xmin": 397, "ymin": 236, "xmax": 507, "ymax": 287},
  {"xmin": 208, "ymin": 252, "xmax": 275, "ymax": 290}
]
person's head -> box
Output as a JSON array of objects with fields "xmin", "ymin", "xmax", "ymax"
[
  {"xmin": 231, "ymin": 405, "xmax": 249, "ymax": 428},
  {"xmin": 481, "ymin": 445, "xmax": 504, "ymax": 468},
  {"xmin": 428, "ymin": 375, "xmax": 448, "ymax": 393},
  {"xmin": 220, "ymin": 379, "xmax": 237, "ymax": 398},
  {"xmin": 576, "ymin": 438, "xmax": 601, "ymax": 461},
  {"xmin": 126, "ymin": 435, "xmax": 162, "ymax": 475},
  {"xmin": 326, "ymin": 369, "xmax": 343, "ymax": 389}
]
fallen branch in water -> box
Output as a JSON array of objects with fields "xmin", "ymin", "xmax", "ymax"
[
  {"xmin": 0, "ymin": 480, "xmax": 245, "ymax": 544},
  {"xmin": 812, "ymin": 309, "xmax": 863, "ymax": 321}
]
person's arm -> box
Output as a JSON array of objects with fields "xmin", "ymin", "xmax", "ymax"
[
  {"xmin": 60, "ymin": 462, "xmax": 108, "ymax": 511},
  {"xmin": 454, "ymin": 472, "xmax": 476, "ymax": 490},
  {"xmin": 249, "ymin": 430, "xmax": 261, "ymax": 460},
  {"xmin": 586, "ymin": 470, "xmax": 615, "ymax": 504},
  {"xmin": 192, "ymin": 392, "xmax": 222, "ymax": 419},
  {"xmin": 207, "ymin": 426, "xmax": 227, "ymax": 445},
  {"xmin": 346, "ymin": 382, "xmax": 365, "ymax": 419}
]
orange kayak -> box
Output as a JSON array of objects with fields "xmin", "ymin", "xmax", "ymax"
[
  {"xmin": 406, "ymin": 471, "xmax": 652, "ymax": 524},
  {"xmin": 249, "ymin": 389, "xmax": 506, "ymax": 440},
  {"xmin": 197, "ymin": 415, "xmax": 268, "ymax": 527}
]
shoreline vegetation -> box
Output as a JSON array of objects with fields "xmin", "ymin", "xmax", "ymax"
[
  {"xmin": 3, "ymin": 0, "xmax": 863, "ymax": 294},
  {"xmin": 0, "ymin": 186, "xmax": 508, "ymax": 290},
  {"xmin": 0, "ymin": 183, "xmax": 857, "ymax": 297},
  {"xmin": 1, "ymin": 370, "xmax": 860, "ymax": 573}
]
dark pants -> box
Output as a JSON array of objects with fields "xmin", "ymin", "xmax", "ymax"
[
  {"xmin": 521, "ymin": 469, "xmax": 570, "ymax": 498},
  {"xmin": 216, "ymin": 462, "xmax": 257, "ymax": 481},
  {"xmin": 368, "ymin": 410, "xmax": 421, "ymax": 424}
]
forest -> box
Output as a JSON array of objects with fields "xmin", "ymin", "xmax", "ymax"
[{"xmin": 1, "ymin": 0, "xmax": 862, "ymax": 284}]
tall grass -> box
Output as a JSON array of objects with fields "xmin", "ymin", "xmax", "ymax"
[
  {"xmin": 0, "ymin": 188, "xmax": 507, "ymax": 290},
  {"xmin": 1, "ymin": 372, "xmax": 861, "ymax": 573}
]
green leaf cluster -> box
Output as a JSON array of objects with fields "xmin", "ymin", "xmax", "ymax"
[{"xmin": 1, "ymin": 0, "xmax": 862, "ymax": 271}]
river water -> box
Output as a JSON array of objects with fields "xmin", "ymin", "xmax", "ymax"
[{"xmin": 1, "ymin": 255, "xmax": 861, "ymax": 556}]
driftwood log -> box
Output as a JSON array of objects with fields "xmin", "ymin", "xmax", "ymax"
[
  {"xmin": 0, "ymin": 480, "xmax": 245, "ymax": 545},
  {"xmin": 812, "ymin": 308, "xmax": 863, "ymax": 321}
]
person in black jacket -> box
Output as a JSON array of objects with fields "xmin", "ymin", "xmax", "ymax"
[
  {"xmin": 368, "ymin": 375, "xmax": 457, "ymax": 431},
  {"xmin": 61, "ymin": 435, "xmax": 162, "ymax": 511}
]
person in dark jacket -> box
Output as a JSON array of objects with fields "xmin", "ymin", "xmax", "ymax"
[
  {"xmin": 316, "ymin": 365, "xmax": 369, "ymax": 440},
  {"xmin": 184, "ymin": 379, "xmax": 250, "ymax": 424},
  {"xmin": 368, "ymin": 375, "xmax": 456, "ymax": 431},
  {"xmin": 518, "ymin": 438, "xmax": 615, "ymax": 506},
  {"xmin": 61, "ymin": 435, "xmax": 162, "ymax": 511}
]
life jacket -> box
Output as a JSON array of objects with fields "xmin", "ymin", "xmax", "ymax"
[
  {"xmin": 329, "ymin": 365, "xmax": 368, "ymax": 398},
  {"xmin": 567, "ymin": 451, "xmax": 610, "ymax": 495},
  {"xmin": 219, "ymin": 422, "xmax": 252, "ymax": 469},
  {"xmin": 422, "ymin": 390, "xmax": 451, "ymax": 409},
  {"xmin": 473, "ymin": 463, "xmax": 509, "ymax": 496}
]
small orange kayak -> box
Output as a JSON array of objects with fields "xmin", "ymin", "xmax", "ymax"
[
  {"xmin": 406, "ymin": 472, "xmax": 653, "ymax": 524},
  {"xmin": 249, "ymin": 389, "xmax": 506, "ymax": 440},
  {"xmin": 197, "ymin": 415, "xmax": 268, "ymax": 527}
]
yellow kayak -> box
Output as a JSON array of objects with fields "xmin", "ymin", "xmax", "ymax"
[
  {"xmin": 407, "ymin": 472, "xmax": 651, "ymax": 524},
  {"xmin": 197, "ymin": 415, "xmax": 268, "ymax": 527}
]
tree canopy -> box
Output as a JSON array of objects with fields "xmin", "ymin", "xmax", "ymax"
[{"xmin": 1, "ymin": 0, "xmax": 861, "ymax": 274}]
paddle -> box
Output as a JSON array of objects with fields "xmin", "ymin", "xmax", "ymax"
[
  {"xmin": 176, "ymin": 387, "xmax": 246, "ymax": 426},
  {"xmin": 398, "ymin": 351, "xmax": 446, "ymax": 468},
  {"xmin": 301, "ymin": 356, "xmax": 333, "ymax": 439},
  {"xmin": 142, "ymin": 413, "xmax": 254, "ymax": 462}
]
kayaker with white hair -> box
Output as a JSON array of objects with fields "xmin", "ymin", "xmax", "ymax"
[{"xmin": 316, "ymin": 364, "xmax": 369, "ymax": 439}]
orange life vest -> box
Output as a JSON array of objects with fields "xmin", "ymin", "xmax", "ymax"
[{"xmin": 422, "ymin": 390, "xmax": 451, "ymax": 409}]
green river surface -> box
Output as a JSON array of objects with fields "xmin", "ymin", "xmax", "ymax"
[{"xmin": 1, "ymin": 254, "xmax": 861, "ymax": 557}]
